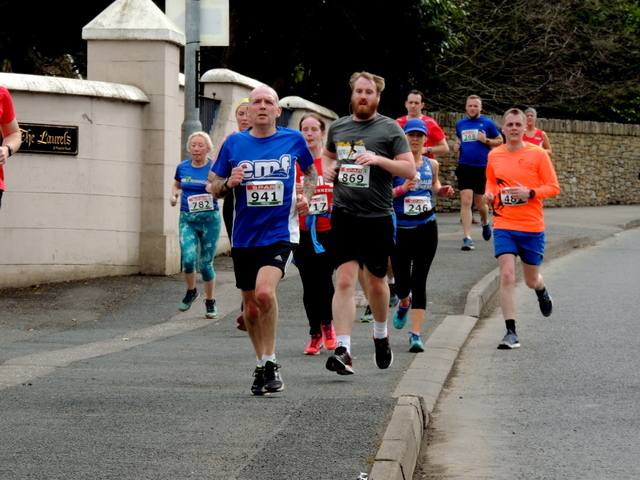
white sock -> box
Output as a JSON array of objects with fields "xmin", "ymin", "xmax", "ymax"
[
  {"xmin": 261, "ymin": 354, "xmax": 276, "ymax": 365},
  {"xmin": 336, "ymin": 335, "xmax": 351, "ymax": 352},
  {"xmin": 373, "ymin": 320, "xmax": 388, "ymax": 339}
]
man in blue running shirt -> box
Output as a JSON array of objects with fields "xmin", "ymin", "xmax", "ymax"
[
  {"xmin": 454, "ymin": 95, "xmax": 503, "ymax": 251},
  {"xmin": 209, "ymin": 85, "xmax": 317, "ymax": 395}
]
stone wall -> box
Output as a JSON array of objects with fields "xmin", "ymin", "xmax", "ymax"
[{"xmin": 427, "ymin": 112, "xmax": 640, "ymax": 212}]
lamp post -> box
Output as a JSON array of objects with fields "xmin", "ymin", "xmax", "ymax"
[{"xmin": 181, "ymin": 0, "xmax": 202, "ymax": 159}]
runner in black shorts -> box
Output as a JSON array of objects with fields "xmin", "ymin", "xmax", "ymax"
[
  {"xmin": 453, "ymin": 95, "xmax": 503, "ymax": 251},
  {"xmin": 330, "ymin": 207, "xmax": 395, "ymax": 279},
  {"xmin": 232, "ymin": 241, "xmax": 295, "ymax": 292},
  {"xmin": 209, "ymin": 86, "xmax": 317, "ymax": 396},
  {"xmin": 322, "ymin": 72, "xmax": 415, "ymax": 375},
  {"xmin": 455, "ymin": 163, "xmax": 487, "ymax": 195}
]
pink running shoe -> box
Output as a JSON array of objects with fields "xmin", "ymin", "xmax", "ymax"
[
  {"xmin": 304, "ymin": 334, "xmax": 324, "ymax": 355},
  {"xmin": 321, "ymin": 323, "xmax": 337, "ymax": 350}
]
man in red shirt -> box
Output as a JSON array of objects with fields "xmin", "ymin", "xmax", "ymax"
[
  {"xmin": 0, "ymin": 87, "xmax": 22, "ymax": 210},
  {"xmin": 396, "ymin": 89, "xmax": 449, "ymax": 159}
]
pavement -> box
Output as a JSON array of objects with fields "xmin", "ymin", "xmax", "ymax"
[
  {"xmin": 0, "ymin": 205, "xmax": 638, "ymax": 480},
  {"xmin": 371, "ymin": 204, "xmax": 640, "ymax": 480}
]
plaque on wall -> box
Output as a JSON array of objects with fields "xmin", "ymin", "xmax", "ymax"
[{"xmin": 19, "ymin": 123, "xmax": 79, "ymax": 156}]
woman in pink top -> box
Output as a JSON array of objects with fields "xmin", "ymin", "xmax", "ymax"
[{"xmin": 524, "ymin": 108, "xmax": 552, "ymax": 156}]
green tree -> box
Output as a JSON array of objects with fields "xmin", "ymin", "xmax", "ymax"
[
  {"xmin": 428, "ymin": 0, "xmax": 640, "ymax": 122},
  {"xmin": 4, "ymin": 0, "xmax": 639, "ymax": 122}
]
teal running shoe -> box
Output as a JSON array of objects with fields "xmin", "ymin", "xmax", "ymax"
[
  {"xmin": 178, "ymin": 288, "xmax": 199, "ymax": 312},
  {"xmin": 393, "ymin": 295, "xmax": 412, "ymax": 329},
  {"xmin": 409, "ymin": 333, "xmax": 425, "ymax": 352}
]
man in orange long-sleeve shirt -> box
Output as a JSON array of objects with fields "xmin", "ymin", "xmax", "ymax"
[{"xmin": 483, "ymin": 108, "xmax": 560, "ymax": 349}]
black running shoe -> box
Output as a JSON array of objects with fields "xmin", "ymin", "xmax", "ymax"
[
  {"xmin": 264, "ymin": 360, "xmax": 284, "ymax": 392},
  {"xmin": 251, "ymin": 366, "xmax": 268, "ymax": 396},
  {"xmin": 326, "ymin": 346, "xmax": 354, "ymax": 375},
  {"xmin": 537, "ymin": 289, "xmax": 553, "ymax": 317},
  {"xmin": 373, "ymin": 335, "xmax": 393, "ymax": 369}
]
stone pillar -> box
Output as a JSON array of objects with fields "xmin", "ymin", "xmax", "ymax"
[{"xmin": 83, "ymin": 0, "xmax": 185, "ymax": 275}]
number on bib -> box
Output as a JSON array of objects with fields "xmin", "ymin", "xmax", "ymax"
[
  {"xmin": 246, "ymin": 181, "xmax": 284, "ymax": 207},
  {"xmin": 500, "ymin": 190, "xmax": 527, "ymax": 206},
  {"xmin": 338, "ymin": 164, "xmax": 370, "ymax": 188},
  {"xmin": 187, "ymin": 194, "xmax": 214, "ymax": 212},
  {"xmin": 403, "ymin": 196, "xmax": 432, "ymax": 215}
]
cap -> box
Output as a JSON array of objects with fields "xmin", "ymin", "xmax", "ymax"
[
  {"xmin": 403, "ymin": 118, "xmax": 428, "ymax": 135},
  {"xmin": 524, "ymin": 107, "xmax": 537, "ymax": 116},
  {"xmin": 235, "ymin": 98, "xmax": 249, "ymax": 112}
]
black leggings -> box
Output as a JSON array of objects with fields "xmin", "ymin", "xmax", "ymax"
[
  {"xmin": 390, "ymin": 220, "xmax": 438, "ymax": 310},
  {"xmin": 293, "ymin": 229, "xmax": 335, "ymax": 336}
]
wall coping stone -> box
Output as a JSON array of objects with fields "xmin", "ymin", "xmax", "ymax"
[
  {"xmin": 0, "ymin": 72, "xmax": 148, "ymax": 103},
  {"xmin": 200, "ymin": 68, "xmax": 264, "ymax": 89},
  {"xmin": 280, "ymin": 96, "xmax": 338, "ymax": 120}
]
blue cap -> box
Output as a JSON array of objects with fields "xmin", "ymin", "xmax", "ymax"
[{"xmin": 403, "ymin": 118, "xmax": 428, "ymax": 135}]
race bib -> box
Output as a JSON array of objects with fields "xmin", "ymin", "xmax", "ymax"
[
  {"xmin": 246, "ymin": 181, "xmax": 284, "ymax": 207},
  {"xmin": 403, "ymin": 196, "xmax": 432, "ymax": 215},
  {"xmin": 338, "ymin": 164, "xmax": 370, "ymax": 188},
  {"xmin": 187, "ymin": 194, "xmax": 215, "ymax": 212},
  {"xmin": 461, "ymin": 129, "xmax": 479, "ymax": 142},
  {"xmin": 308, "ymin": 193, "xmax": 329, "ymax": 215},
  {"xmin": 500, "ymin": 189, "xmax": 528, "ymax": 206}
]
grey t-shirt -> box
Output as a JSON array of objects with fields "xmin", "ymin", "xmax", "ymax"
[{"xmin": 326, "ymin": 114, "xmax": 410, "ymax": 217}]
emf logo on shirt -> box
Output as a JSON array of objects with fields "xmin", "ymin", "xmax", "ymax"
[{"xmin": 239, "ymin": 155, "xmax": 293, "ymax": 180}]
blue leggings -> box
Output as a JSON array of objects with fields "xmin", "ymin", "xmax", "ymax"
[{"xmin": 179, "ymin": 210, "xmax": 222, "ymax": 282}]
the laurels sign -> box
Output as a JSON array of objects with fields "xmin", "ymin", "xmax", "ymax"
[{"xmin": 19, "ymin": 123, "xmax": 79, "ymax": 156}]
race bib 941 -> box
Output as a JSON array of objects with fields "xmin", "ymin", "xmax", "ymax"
[{"xmin": 246, "ymin": 181, "xmax": 284, "ymax": 207}]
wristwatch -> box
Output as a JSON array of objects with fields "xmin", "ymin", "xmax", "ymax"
[
  {"xmin": 529, "ymin": 189, "xmax": 536, "ymax": 199},
  {"xmin": 427, "ymin": 147, "xmax": 433, "ymax": 154},
  {"xmin": 5, "ymin": 145, "xmax": 13, "ymax": 157}
]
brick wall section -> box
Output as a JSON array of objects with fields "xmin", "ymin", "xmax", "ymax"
[{"xmin": 426, "ymin": 112, "xmax": 640, "ymax": 212}]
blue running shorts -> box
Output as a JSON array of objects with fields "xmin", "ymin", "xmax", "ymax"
[{"xmin": 494, "ymin": 229, "xmax": 545, "ymax": 266}]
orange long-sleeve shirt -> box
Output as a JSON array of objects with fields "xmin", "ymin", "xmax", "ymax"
[{"xmin": 486, "ymin": 143, "xmax": 560, "ymax": 232}]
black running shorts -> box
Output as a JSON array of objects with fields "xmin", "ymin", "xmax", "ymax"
[{"xmin": 329, "ymin": 207, "xmax": 395, "ymax": 278}]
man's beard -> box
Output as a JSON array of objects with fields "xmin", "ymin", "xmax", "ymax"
[{"xmin": 352, "ymin": 99, "xmax": 378, "ymax": 120}]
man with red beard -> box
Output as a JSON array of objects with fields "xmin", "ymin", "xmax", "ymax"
[{"xmin": 322, "ymin": 72, "xmax": 415, "ymax": 375}]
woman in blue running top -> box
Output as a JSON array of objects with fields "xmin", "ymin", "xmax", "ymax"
[
  {"xmin": 390, "ymin": 118, "xmax": 454, "ymax": 352},
  {"xmin": 170, "ymin": 131, "xmax": 222, "ymax": 319}
]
